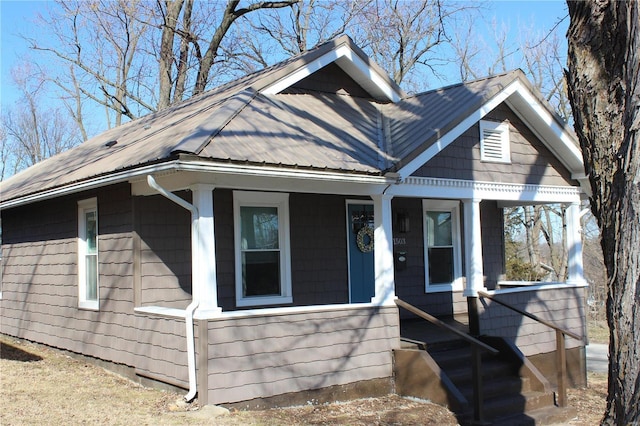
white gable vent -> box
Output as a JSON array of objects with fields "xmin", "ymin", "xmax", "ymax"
[{"xmin": 480, "ymin": 120, "xmax": 510, "ymax": 163}]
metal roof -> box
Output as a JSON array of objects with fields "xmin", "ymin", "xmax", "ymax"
[{"xmin": 0, "ymin": 37, "xmax": 581, "ymax": 207}]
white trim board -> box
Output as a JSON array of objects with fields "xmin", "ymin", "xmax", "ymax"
[{"xmin": 389, "ymin": 176, "xmax": 582, "ymax": 203}]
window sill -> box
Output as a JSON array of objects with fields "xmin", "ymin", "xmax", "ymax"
[
  {"xmin": 425, "ymin": 283, "xmax": 463, "ymax": 293},
  {"xmin": 78, "ymin": 301, "xmax": 99, "ymax": 311},
  {"xmin": 236, "ymin": 295, "xmax": 293, "ymax": 308}
]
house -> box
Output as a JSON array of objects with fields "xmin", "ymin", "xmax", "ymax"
[{"xmin": 0, "ymin": 36, "xmax": 588, "ymax": 417}]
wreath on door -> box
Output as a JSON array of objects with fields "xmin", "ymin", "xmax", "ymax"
[{"xmin": 356, "ymin": 226, "xmax": 374, "ymax": 253}]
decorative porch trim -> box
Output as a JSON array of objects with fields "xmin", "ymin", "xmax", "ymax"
[{"xmin": 390, "ymin": 176, "xmax": 581, "ymax": 203}]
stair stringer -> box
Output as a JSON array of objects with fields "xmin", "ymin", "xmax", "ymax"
[{"xmin": 393, "ymin": 348, "xmax": 469, "ymax": 413}]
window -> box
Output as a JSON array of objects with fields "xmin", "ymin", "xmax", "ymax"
[
  {"xmin": 423, "ymin": 200, "xmax": 462, "ymax": 292},
  {"xmin": 78, "ymin": 198, "xmax": 99, "ymax": 309},
  {"xmin": 480, "ymin": 120, "xmax": 510, "ymax": 163},
  {"xmin": 233, "ymin": 191, "xmax": 292, "ymax": 307}
]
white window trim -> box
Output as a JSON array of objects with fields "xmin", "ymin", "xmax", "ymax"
[
  {"xmin": 78, "ymin": 197, "xmax": 99, "ymax": 310},
  {"xmin": 422, "ymin": 199, "xmax": 463, "ymax": 293},
  {"xmin": 480, "ymin": 120, "xmax": 511, "ymax": 163},
  {"xmin": 233, "ymin": 191, "xmax": 292, "ymax": 307}
]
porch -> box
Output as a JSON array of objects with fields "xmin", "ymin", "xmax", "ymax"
[{"xmin": 394, "ymin": 282, "xmax": 587, "ymax": 424}]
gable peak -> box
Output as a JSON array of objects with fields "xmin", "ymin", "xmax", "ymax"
[{"xmin": 260, "ymin": 35, "xmax": 405, "ymax": 103}]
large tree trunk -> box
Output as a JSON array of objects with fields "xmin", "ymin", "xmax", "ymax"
[
  {"xmin": 158, "ymin": 0, "xmax": 185, "ymax": 111},
  {"xmin": 566, "ymin": 1, "xmax": 640, "ymax": 424}
]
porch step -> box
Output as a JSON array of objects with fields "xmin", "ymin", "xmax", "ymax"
[
  {"xmin": 395, "ymin": 336, "xmax": 566, "ymax": 425},
  {"xmin": 458, "ymin": 376, "xmax": 533, "ymax": 401}
]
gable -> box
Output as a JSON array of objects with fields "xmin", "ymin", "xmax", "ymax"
[
  {"xmin": 260, "ymin": 35, "xmax": 405, "ymax": 102},
  {"xmin": 283, "ymin": 62, "xmax": 373, "ymax": 98},
  {"xmin": 392, "ymin": 71, "xmax": 586, "ymax": 194},
  {"xmin": 411, "ymin": 103, "xmax": 576, "ymax": 187}
]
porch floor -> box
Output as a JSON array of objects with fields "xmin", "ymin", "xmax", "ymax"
[{"xmin": 399, "ymin": 314, "xmax": 469, "ymax": 347}]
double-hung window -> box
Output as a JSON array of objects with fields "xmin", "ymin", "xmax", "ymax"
[
  {"xmin": 423, "ymin": 200, "xmax": 463, "ymax": 292},
  {"xmin": 233, "ymin": 191, "xmax": 292, "ymax": 307},
  {"xmin": 78, "ymin": 198, "xmax": 99, "ymax": 309}
]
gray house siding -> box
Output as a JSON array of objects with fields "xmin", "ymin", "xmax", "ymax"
[
  {"xmin": 0, "ymin": 184, "xmax": 195, "ymax": 388},
  {"xmin": 135, "ymin": 193, "xmax": 192, "ymax": 309},
  {"xmin": 0, "ymin": 184, "xmax": 137, "ymax": 364},
  {"xmin": 133, "ymin": 313, "xmax": 191, "ymax": 387},
  {"xmin": 412, "ymin": 104, "xmax": 576, "ymax": 187},
  {"xmin": 211, "ymin": 188, "xmax": 236, "ymax": 310},
  {"xmin": 290, "ymin": 193, "xmax": 350, "ymax": 305},
  {"xmin": 479, "ymin": 286, "xmax": 586, "ymax": 355},
  {"xmin": 203, "ymin": 305, "xmax": 399, "ymax": 405}
]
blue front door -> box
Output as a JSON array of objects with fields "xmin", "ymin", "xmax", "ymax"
[{"xmin": 347, "ymin": 203, "xmax": 375, "ymax": 303}]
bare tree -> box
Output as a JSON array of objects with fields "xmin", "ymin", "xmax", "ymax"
[
  {"xmin": 1, "ymin": 65, "xmax": 81, "ymax": 179},
  {"xmin": 23, "ymin": 0, "xmax": 298, "ymax": 127},
  {"xmin": 0, "ymin": 120, "xmax": 8, "ymax": 180},
  {"xmin": 241, "ymin": 0, "xmax": 368, "ymax": 58},
  {"xmin": 26, "ymin": 0, "xmax": 154, "ymax": 127},
  {"xmin": 350, "ymin": 0, "xmax": 477, "ymax": 91},
  {"xmin": 156, "ymin": 0, "xmax": 299, "ymax": 106},
  {"xmin": 236, "ymin": 0, "xmax": 477, "ymax": 92},
  {"xmin": 451, "ymin": 12, "xmax": 571, "ymax": 120},
  {"xmin": 566, "ymin": 1, "xmax": 640, "ymax": 423}
]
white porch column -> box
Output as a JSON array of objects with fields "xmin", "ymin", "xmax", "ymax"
[
  {"xmin": 371, "ymin": 194, "xmax": 396, "ymax": 305},
  {"xmin": 191, "ymin": 184, "xmax": 221, "ymax": 314},
  {"xmin": 463, "ymin": 199, "xmax": 485, "ymax": 297},
  {"xmin": 566, "ymin": 202, "xmax": 585, "ymax": 285}
]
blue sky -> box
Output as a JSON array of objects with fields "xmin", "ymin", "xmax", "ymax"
[{"xmin": 0, "ymin": 0, "xmax": 569, "ymax": 116}]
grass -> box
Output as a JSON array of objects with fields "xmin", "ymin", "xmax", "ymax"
[{"xmin": 588, "ymin": 319, "xmax": 610, "ymax": 344}]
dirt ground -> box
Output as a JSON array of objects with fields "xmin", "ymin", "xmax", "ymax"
[{"xmin": 0, "ymin": 335, "xmax": 606, "ymax": 425}]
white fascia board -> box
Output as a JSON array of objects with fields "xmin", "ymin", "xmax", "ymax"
[
  {"xmin": 397, "ymin": 81, "xmax": 521, "ymax": 181},
  {"xmin": 504, "ymin": 83, "xmax": 584, "ymax": 174},
  {"xmin": 131, "ymin": 160, "xmax": 394, "ymax": 196},
  {"xmin": 262, "ymin": 45, "xmax": 402, "ymax": 103},
  {"xmin": 174, "ymin": 160, "xmax": 393, "ymax": 184},
  {"xmin": 0, "ymin": 162, "xmax": 178, "ymax": 210}
]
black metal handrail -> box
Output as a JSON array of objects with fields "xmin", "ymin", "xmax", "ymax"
[
  {"xmin": 477, "ymin": 290, "xmax": 584, "ymax": 407},
  {"xmin": 395, "ymin": 298, "xmax": 497, "ymax": 422}
]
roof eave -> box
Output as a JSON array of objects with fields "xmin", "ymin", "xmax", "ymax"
[{"xmin": 0, "ymin": 157, "xmax": 393, "ymax": 210}]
